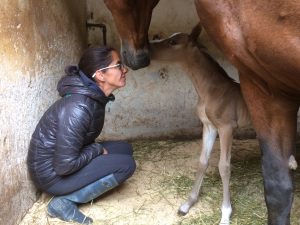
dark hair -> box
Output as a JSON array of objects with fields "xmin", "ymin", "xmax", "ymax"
[{"xmin": 65, "ymin": 46, "xmax": 116, "ymax": 79}]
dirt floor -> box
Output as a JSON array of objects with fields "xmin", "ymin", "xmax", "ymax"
[{"xmin": 20, "ymin": 138, "xmax": 300, "ymax": 225}]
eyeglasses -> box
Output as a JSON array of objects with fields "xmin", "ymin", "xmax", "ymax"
[{"xmin": 92, "ymin": 63, "xmax": 126, "ymax": 78}]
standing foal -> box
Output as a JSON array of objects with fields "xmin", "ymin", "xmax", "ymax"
[{"xmin": 150, "ymin": 24, "xmax": 251, "ymax": 225}]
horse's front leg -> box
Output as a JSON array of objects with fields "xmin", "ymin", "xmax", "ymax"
[
  {"xmin": 178, "ymin": 122, "xmax": 217, "ymax": 215},
  {"xmin": 240, "ymin": 74, "xmax": 299, "ymax": 225},
  {"xmin": 218, "ymin": 126, "xmax": 233, "ymax": 225}
]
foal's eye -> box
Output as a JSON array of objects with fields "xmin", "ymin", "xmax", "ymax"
[{"xmin": 168, "ymin": 39, "xmax": 177, "ymax": 46}]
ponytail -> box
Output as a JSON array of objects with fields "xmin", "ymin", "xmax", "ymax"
[{"xmin": 65, "ymin": 65, "xmax": 80, "ymax": 76}]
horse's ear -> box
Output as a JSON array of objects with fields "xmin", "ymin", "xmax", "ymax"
[{"xmin": 189, "ymin": 23, "xmax": 202, "ymax": 44}]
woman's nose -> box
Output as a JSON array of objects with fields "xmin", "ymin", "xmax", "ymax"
[{"xmin": 123, "ymin": 66, "xmax": 129, "ymax": 73}]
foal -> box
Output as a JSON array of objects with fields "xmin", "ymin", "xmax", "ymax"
[{"xmin": 150, "ymin": 25, "xmax": 251, "ymax": 225}]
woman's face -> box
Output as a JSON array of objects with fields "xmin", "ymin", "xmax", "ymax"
[{"xmin": 101, "ymin": 50, "xmax": 128, "ymax": 90}]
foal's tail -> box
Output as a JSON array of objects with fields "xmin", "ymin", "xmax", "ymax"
[{"xmin": 289, "ymin": 155, "xmax": 297, "ymax": 170}]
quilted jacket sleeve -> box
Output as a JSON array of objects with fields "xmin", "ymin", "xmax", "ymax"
[{"xmin": 53, "ymin": 101, "xmax": 103, "ymax": 176}]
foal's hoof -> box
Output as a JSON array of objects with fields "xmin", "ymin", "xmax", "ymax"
[
  {"xmin": 177, "ymin": 209, "xmax": 188, "ymax": 216},
  {"xmin": 178, "ymin": 204, "xmax": 190, "ymax": 216},
  {"xmin": 219, "ymin": 219, "xmax": 230, "ymax": 225}
]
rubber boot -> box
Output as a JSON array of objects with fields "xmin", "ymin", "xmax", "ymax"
[{"xmin": 47, "ymin": 174, "xmax": 118, "ymax": 224}]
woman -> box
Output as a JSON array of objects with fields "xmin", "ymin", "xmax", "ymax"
[{"xmin": 27, "ymin": 46, "xmax": 136, "ymax": 224}]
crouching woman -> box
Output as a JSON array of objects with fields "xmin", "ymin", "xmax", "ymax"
[{"xmin": 27, "ymin": 46, "xmax": 136, "ymax": 224}]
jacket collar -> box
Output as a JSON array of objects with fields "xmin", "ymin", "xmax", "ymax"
[{"xmin": 57, "ymin": 74, "xmax": 115, "ymax": 104}]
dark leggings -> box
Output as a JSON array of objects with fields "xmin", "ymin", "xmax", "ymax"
[{"xmin": 46, "ymin": 141, "xmax": 136, "ymax": 196}]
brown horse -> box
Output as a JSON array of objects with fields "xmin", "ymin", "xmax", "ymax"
[
  {"xmin": 104, "ymin": 0, "xmax": 159, "ymax": 70},
  {"xmin": 104, "ymin": 1, "xmax": 300, "ymax": 224}
]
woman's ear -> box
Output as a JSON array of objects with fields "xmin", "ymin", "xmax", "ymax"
[
  {"xmin": 100, "ymin": 73, "xmax": 105, "ymax": 81},
  {"xmin": 94, "ymin": 70, "xmax": 105, "ymax": 82}
]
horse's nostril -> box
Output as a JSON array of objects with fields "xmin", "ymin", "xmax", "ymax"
[{"xmin": 152, "ymin": 34, "xmax": 162, "ymax": 40}]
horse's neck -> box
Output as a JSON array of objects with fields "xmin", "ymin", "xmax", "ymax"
[{"xmin": 179, "ymin": 49, "xmax": 235, "ymax": 100}]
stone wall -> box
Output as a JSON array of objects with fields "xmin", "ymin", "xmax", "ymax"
[{"xmin": 0, "ymin": 1, "xmax": 86, "ymax": 225}]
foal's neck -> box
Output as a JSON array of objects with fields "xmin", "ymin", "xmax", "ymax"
[{"xmin": 178, "ymin": 48, "xmax": 237, "ymax": 100}]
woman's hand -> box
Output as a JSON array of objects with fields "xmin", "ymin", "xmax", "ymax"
[{"xmin": 103, "ymin": 148, "xmax": 108, "ymax": 155}]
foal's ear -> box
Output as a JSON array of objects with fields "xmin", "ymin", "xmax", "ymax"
[{"xmin": 189, "ymin": 23, "xmax": 202, "ymax": 44}]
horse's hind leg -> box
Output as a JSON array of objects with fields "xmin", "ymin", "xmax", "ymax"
[
  {"xmin": 178, "ymin": 122, "xmax": 217, "ymax": 215},
  {"xmin": 218, "ymin": 126, "xmax": 233, "ymax": 225},
  {"xmin": 240, "ymin": 74, "xmax": 299, "ymax": 225}
]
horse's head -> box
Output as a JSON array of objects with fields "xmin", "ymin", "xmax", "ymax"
[
  {"xmin": 104, "ymin": 0, "xmax": 159, "ymax": 70},
  {"xmin": 150, "ymin": 23, "xmax": 202, "ymax": 62}
]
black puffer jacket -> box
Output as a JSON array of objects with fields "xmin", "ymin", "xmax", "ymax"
[{"xmin": 27, "ymin": 74, "xmax": 114, "ymax": 191}]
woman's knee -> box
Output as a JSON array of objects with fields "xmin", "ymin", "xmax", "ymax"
[
  {"xmin": 122, "ymin": 156, "xmax": 136, "ymax": 178},
  {"xmin": 114, "ymin": 156, "xmax": 136, "ymax": 183},
  {"xmin": 127, "ymin": 156, "xmax": 136, "ymax": 176}
]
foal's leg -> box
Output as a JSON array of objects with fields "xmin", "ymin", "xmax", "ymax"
[
  {"xmin": 178, "ymin": 122, "xmax": 217, "ymax": 215},
  {"xmin": 240, "ymin": 74, "xmax": 299, "ymax": 225},
  {"xmin": 218, "ymin": 126, "xmax": 233, "ymax": 225}
]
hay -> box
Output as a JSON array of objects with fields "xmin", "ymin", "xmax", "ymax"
[
  {"xmin": 20, "ymin": 139, "xmax": 300, "ymax": 225},
  {"xmin": 158, "ymin": 157, "xmax": 267, "ymax": 225}
]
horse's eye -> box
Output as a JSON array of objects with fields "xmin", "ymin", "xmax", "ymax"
[{"xmin": 168, "ymin": 39, "xmax": 177, "ymax": 46}]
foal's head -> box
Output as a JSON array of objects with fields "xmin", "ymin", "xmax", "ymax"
[{"xmin": 150, "ymin": 24, "xmax": 202, "ymax": 62}]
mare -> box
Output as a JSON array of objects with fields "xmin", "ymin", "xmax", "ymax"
[
  {"xmin": 104, "ymin": 1, "xmax": 300, "ymax": 224},
  {"xmin": 151, "ymin": 24, "xmax": 252, "ymax": 224},
  {"xmin": 104, "ymin": 0, "xmax": 159, "ymax": 70}
]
